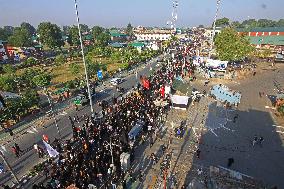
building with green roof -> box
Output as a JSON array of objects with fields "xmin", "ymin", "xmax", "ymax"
[
  {"xmin": 110, "ymin": 31, "xmax": 128, "ymax": 42},
  {"xmin": 129, "ymin": 42, "xmax": 145, "ymax": 52},
  {"xmin": 237, "ymin": 27, "xmax": 284, "ymax": 33},
  {"xmin": 247, "ymin": 36, "xmax": 284, "ymax": 46},
  {"xmin": 109, "ymin": 42, "xmax": 127, "ymax": 48},
  {"xmin": 129, "ymin": 42, "xmax": 145, "ymax": 48},
  {"xmin": 237, "ymin": 27, "xmax": 284, "ymax": 47}
]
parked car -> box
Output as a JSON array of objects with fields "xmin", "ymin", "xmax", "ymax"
[
  {"xmin": 110, "ymin": 78, "xmax": 122, "ymax": 86},
  {"xmin": 275, "ymin": 53, "xmax": 284, "ymax": 63},
  {"xmin": 73, "ymin": 94, "xmax": 89, "ymax": 106}
]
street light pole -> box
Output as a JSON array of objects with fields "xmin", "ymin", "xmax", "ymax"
[
  {"xmin": 74, "ymin": 0, "xmax": 94, "ymax": 113},
  {"xmin": 0, "ymin": 151, "xmax": 20, "ymax": 184},
  {"xmin": 209, "ymin": 0, "xmax": 221, "ymax": 59}
]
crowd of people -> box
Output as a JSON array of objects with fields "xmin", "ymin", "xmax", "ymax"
[{"xmin": 28, "ymin": 44, "xmax": 196, "ymax": 189}]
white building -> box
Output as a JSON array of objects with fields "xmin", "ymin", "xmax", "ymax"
[
  {"xmin": 204, "ymin": 27, "xmax": 222, "ymax": 38},
  {"xmin": 146, "ymin": 42, "xmax": 160, "ymax": 51},
  {"xmin": 134, "ymin": 29, "xmax": 173, "ymax": 41}
]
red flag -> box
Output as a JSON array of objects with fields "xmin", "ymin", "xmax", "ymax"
[
  {"xmin": 160, "ymin": 86, "xmax": 165, "ymax": 98},
  {"xmin": 143, "ymin": 78, "xmax": 150, "ymax": 90},
  {"xmin": 42, "ymin": 134, "xmax": 49, "ymax": 142}
]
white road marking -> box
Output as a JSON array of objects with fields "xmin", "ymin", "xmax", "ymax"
[
  {"xmin": 265, "ymin": 106, "xmax": 276, "ymax": 110},
  {"xmin": 272, "ymin": 125, "xmax": 284, "ymax": 128},
  {"xmin": 59, "ymin": 111, "xmax": 67, "ymax": 116}
]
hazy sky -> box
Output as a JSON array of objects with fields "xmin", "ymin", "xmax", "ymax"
[{"xmin": 1, "ymin": 0, "xmax": 284, "ymax": 28}]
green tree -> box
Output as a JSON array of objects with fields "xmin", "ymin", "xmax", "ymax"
[
  {"xmin": 69, "ymin": 63, "xmax": 81, "ymax": 77},
  {"xmin": 55, "ymin": 53, "xmax": 66, "ymax": 65},
  {"xmin": 22, "ymin": 89, "xmax": 40, "ymax": 109},
  {"xmin": 96, "ymin": 32, "xmax": 111, "ymax": 47},
  {"xmin": 80, "ymin": 24, "xmax": 89, "ymax": 33},
  {"xmin": 101, "ymin": 47, "xmax": 112, "ymax": 57},
  {"xmin": 111, "ymin": 51, "xmax": 121, "ymax": 61},
  {"xmin": 257, "ymin": 19, "xmax": 276, "ymax": 27},
  {"xmin": 0, "ymin": 89, "xmax": 40, "ymax": 122},
  {"xmin": 92, "ymin": 26, "xmax": 104, "ymax": 39},
  {"xmin": 87, "ymin": 62, "xmax": 100, "ymax": 79},
  {"xmin": 62, "ymin": 25, "xmax": 71, "ymax": 35},
  {"xmin": 276, "ymin": 19, "xmax": 284, "ymax": 27},
  {"xmin": 240, "ymin": 19, "xmax": 258, "ymax": 29},
  {"xmin": 101, "ymin": 63, "xmax": 108, "ymax": 72},
  {"xmin": 8, "ymin": 27, "xmax": 32, "ymax": 47},
  {"xmin": 170, "ymin": 35, "xmax": 179, "ymax": 42},
  {"xmin": 278, "ymin": 105, "xmax": 284, "ymax": 116},
  {"xmin": 258, "ymin": 49, "xmax": 273, "ymax": 59},
  {"xmin": 37, "ymin": 22, "xmax": 64, "ymax": 49},
  {"xmin": 23, "ymin": 57, "xmax": 38, "ymax": 67},
  {"xmin": 68, "ymin": 26, "xmax": 80, "ymax": 46},
  {"xmin": 0, "ymin": 75, "xmax": 17, "ymax": 92},
  {"xmin": 215, "ymin": 17, "xmax": 230, "ymax": 27},
  {"xmin": 215, "ymin": 28, "xmax": 255, "ymax": 61},
  {"xmin": 119, "ymin": 63, "xmax": 129, "ymax": 70},
  {"xmin": 231, "ymin": 21, "xmax": 241, "ymax": 28},
  {"xmin": 32, "ymin": 73, "xmax": 52, "ymax": 87},
  {"xmin": 92, "ymin": 47, "xmax": 104, "ymax": 56},
  {"xmin": 0, "ymin": 27, "xmax": 14, "ymax": 41},
  {"xmin": 20, "ymin": 22, "xmax": 36, "ymax": 36},
  {"xmin": 3, "ymin": 64, "xmax": 16, "ymax": 75},
  {"xmin": 126, "ymin": 23, "xmax": 133, "ymax": 35},
  {"xmin": 20, "ymin": 68, "xmax": 39, "ymax": 88}
]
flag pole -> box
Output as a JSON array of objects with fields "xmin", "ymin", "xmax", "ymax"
[
  {"xmin": 209, "ymin": 0, "xmax": 221, "ymax": 59},
  {"xmin": 74, "ymin": 0, "xmax": 94, "ymax": 113}
]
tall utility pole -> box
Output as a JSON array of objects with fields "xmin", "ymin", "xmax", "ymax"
[
  {"xmin": 167, "ymin": 0, "xmax": 178, "ymax": 33},
  {"xmin": 209, "ymin": 0, "xmax": 221, "ymax": 58},
  {"xmin": 0, "ymin": 151, "xmax": 20, "ymax": 184},
  {"xmin": 74, "ymin": 0, "xmax": 94, "ymax": 113}
]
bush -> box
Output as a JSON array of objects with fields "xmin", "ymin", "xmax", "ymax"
[
  {"xmin": 23, "ymin": 57, "xmax": 38, "ymax": 67},
  {"xmin": 0, "ymin": 75, "xmax": 17, "ymax": 92},
  {"xmin": 278, "ymin": 105, "xmax": 284, "ymax": 116},
  {"xmin": 65, "ymin": 80, "xmax": 76, "ymax": 89},
  {"xmin": 55, "ymin": 53, "xmax": 66, "ymax": 66},
  {"xmin": 119, "ymin": 63, "xmax": 129, "ymax": 70}
]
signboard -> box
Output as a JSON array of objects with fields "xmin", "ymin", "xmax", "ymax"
[{"xmin": 97, "ymin": 70, "xmax": 103, "ymax": 80}]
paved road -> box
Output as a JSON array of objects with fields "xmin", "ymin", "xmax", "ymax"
[{"xmin": 0, "ymin": 54, "xmax": 167, "ymax": 187}]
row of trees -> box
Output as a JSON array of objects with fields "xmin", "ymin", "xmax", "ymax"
[
  {"xmin": 0, "ymin": 22, "xmax": 134, "ymax": 49},
  {"xmin": 215, "ymin": 17, "xmax": 284, "ymax": 28},
  {"xmin": 0, "ymin": 65, "xmax": 52, "ymax": 92}
]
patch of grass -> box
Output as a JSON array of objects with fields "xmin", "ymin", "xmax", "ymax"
[
  {"xmin": 51, "ymin": 58, "xmax": 122, "ymax": 83},
  {"xmin": 51, "ymin": 63, "xmax": 84, "ymax": 84},
  {"xmin": 12, "ymin": 57, "xmax": 123, "ymax": 85}
]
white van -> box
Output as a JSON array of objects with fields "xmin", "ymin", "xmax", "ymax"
[{"xmin": 110, "ymin": 78, "xmax": 122, "ymax": 86}]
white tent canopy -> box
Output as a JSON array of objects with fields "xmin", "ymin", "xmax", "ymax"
[{"xmin": 171, "ymin": 95, "xmax": 190, "ymax": 110}]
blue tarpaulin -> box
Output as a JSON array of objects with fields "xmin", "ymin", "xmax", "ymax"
[
  {"xmin": 128, "ymin": 121, "xmax": 144, "ymax": 140},
  {"xmin": 210, "ymin": 84, "xmax": 241, "ymax": 105}
]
